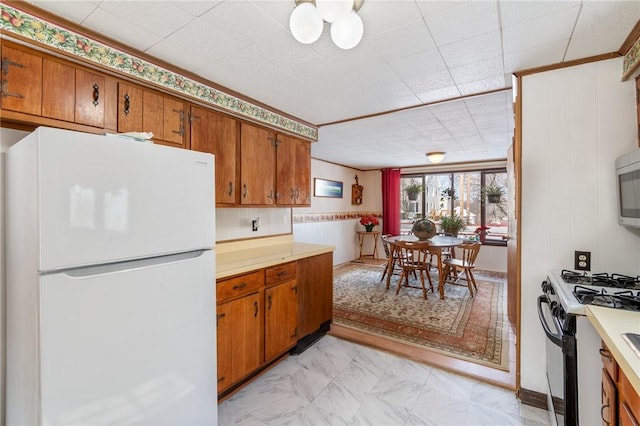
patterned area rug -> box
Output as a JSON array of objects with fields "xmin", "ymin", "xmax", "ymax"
[{"xmin": 333, "ymin": 262, "xmax": 509, "ymax": 370}]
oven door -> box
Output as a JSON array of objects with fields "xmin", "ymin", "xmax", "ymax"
[{"xmin": 537, "ymin": 295, "xmax": 578, "ymax": 426}]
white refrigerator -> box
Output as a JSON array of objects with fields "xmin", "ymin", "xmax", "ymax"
[{"xmin": 6, "ymin": 127, "xmax": 217, "ymax": 425}]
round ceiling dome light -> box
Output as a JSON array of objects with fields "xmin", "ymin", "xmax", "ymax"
[
  {"xmin": 426, "ymin": 152, "xmax": 446, "ymax": 163},
  {"xmin": 330, "ymin": 10, "xmax": 363, "ymax": 49},
  {"xmin": 316, "ymin": 0, "xmax": 354, "ymax": 23},
  {"xmin": 289, "ymin": 2, "xmax": 323, "ymax": 44}
]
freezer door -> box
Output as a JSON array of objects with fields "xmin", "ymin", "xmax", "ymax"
[
  {"xmin": 38, "ymin": 250, "xmax": 217, "ymax": 425},
  {"xmin": 34, "ymin": 127, "xmax": 214, "ymax": 271}
]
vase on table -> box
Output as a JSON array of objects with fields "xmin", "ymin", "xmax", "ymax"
[{"xmin": 365, "ymin": 224, "xmax": 375, "ymax": 232}]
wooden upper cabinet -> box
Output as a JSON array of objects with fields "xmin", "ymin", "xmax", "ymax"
[
  {"xmin": 75, "ymin": 69, "xmax": 105, "ymax": 128},
  {"xmin": 42, "ymin": 58, "xmax": 75, "ymax": 122},
  {"xmin": 117, "ymin": 83, "xmax": 143, "ymax": 133},
  {"xmin": 190, "ymin": 106, "xmax": 238, "ymax": 204},
  {"xmin": 276, "ymin": 134, "xmax": 311, "ymax": 206},
  {"xmin": 142, "ymin": 90, "xmax": 164, "ymax": 140},
  {"xmin": 162, "ymin": 96, "xmax": 186, "ymax": 147},
  {"xmin": 1, "ymin": 44, "xmax": 43, "ymax": 116},
  {"xmin": 240, "ymin": 122, "xmax": 276, "ymax": 205}
]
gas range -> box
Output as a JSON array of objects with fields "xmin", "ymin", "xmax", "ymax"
[{"xmin": 546, "ymin": 270, "xmax": 640, "ymax": 315}]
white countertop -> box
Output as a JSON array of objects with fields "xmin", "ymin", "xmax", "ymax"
[
  {"xmin": 216, "ymin": 235, "xmax": 334, "ymax": 279},
  {"xmin": 585, "ymin": 305, "xmax": 640, "ymax": 395}
]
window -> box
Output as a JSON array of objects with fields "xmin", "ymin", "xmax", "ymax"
[{"xmin": 400, "ymin": 169, "xmax": 508, "ymax": 245}]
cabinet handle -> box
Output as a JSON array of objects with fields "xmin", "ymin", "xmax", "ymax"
[
  {"xmin": 253, "ymin": 301, "xmax": 258, "ymax": 317},
  {"xmin": 232, "ymin": 282, "xmax": 247, "ymax": 290},
  {"xmin": 268, "ymin": 294, "xmax": 272, "ymax": 310},
  {"xmin": 216, "ymin": 313, "xmax": 225, "ymax": 326},
  {"xmin": 290, "ymin": 188, "xmax": 296, "ymax": 201},
  {"xmin": 217, "ymin": 377, "xmax": 224, "ymax": 383},
  {"xmin": 599, "ymin": 348, "xmax": 612, "ymax": 361},
  {"xmin": 267, "ymin": 190, "xmax": 274, "ymax": 199},
  {"xmin": 1, "ymin": 80, "xmax": 24, "ymax": 99},
  {"xmin": 276, "ymin": 270, "xmax": 288, "ymax": 277},
  {"xmin": 228, "ymin": 182, "xmax": 233, "ymax": 196},
  {"xmin": 295, "ymin": 187, "xmax": 300, "ymax": 199},
  {"xmin": 292, "ymin": 285, "xmax": 298, "ymax": 294},
  {"xmin": 601, "ymin": 402, "xmax": 610, "ymax": 426},
  {"xmin": 172, "ymin": 109, "xmax": 185, "ymax": 136},
  {"xmin": 291, "ymin": 326, "xmax": 297, "ymax": 339},
  {"xmin": 92, "ymin": 83, "xmax": 100, "ymax": 106},
  {"xmin": 243, "ymin": 184, "xmax": 248, "ymax": 198},
  {"xmin": 123, "ymin": 93, "xmax": 130, "ymax": 115},
  {"xmin": 1, "ymin": 57, "xmax": 25, "ymax": 75}
]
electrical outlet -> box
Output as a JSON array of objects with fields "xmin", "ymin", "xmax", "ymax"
[{"xmin": 574, "ymin": 251, "xmax": 591, "ymax": 271}]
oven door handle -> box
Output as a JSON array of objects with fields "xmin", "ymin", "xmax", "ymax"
[{"xmin": 537, "ymin": 295, "xmax": 562, "ymax": 346}]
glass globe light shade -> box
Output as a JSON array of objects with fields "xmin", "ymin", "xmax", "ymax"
[
  {"xmin": 330, "ymin": 10, "xmax": 363, "ymax": 49},
  {"xmin": 426, "ymin": 152, "xmax": 445, "ymax": 163},
  {"xmin": 289, "ymin": 3, "xmax": 323, "ymax": 44},
  {"xmin": 316, "ymin": 0, "xmax": 353, "ymax": 23}
]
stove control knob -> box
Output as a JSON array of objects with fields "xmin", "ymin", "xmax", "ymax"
[
  {"xmin": 550, "ymin": 301, "xmax": 558, "ymax": 315},
  {"xmin": 557, "ymin": 308, "xmax": 566, "ymax": 321}
]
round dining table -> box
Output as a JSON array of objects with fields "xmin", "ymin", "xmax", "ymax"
[{"xmin": 384, "ymin": 234, "xmax": 464, "ymax": 299}]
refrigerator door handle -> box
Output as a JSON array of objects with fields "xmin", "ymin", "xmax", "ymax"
[{"xmin": 52, "ymin": 250, "xmax": 210, "ymax": 277}]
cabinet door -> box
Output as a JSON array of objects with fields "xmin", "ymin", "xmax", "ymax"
[
  {"xmin": 276, "ymin": 134, "xmax": 311, "ymax": 206},
  {"xmin": 75, "ymin": 69, "xmax": 105, "ymax": 127},
  {"xmin": 240, "ymin": 123, "xmax": 275, "ymax": 205},
  {"xmin": 216, "ymin": 292, "xmax": 263, "ymax": 393},
  {"xmin": 1, "ymin": 45, "xmax": 42, "ymax": 115},
  {"xmin": 162, "ymin": 96, "xmax": 186, "ymax": 147},
  {"xmin": 142, "ymin": 90, "xmax": 164, "ymax": 140},
  {"xmin": 619, "ymin": 370, "xmax": 640, "ymax": 426},
  {"xmin": 602, "ymin": 369, "xmax": 617, "ymax": 426},
  {"xmin": 265, "ymin": 280, "xmax": 298, "ymax": 362},
  {"xmin": 42, "ymin": 58, "xmax": 75, "ymax": 121},
  {"xmin": 190, "ymin": 106, "xmax": 238, "ymax": 204},
  {"xmin": 117, "ymin": 83, "xmax": 143, "ymax": 133},
  {"xmin": 297, "ymin": 253, "xmax": 333, "ymax": 338},
  {"xmin": 295, "ymin": 138, "xmax": 311, "ymax": 205}
]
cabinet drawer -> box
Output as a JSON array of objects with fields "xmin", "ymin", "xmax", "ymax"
[
  {"xmin": 266, "ymin": 262, "xmax": 297, "ymax": 285},
  {"xmin": 600, "ymin": 342, "xmax": 618, "ymax": 382},
  {"xmin": 217, "ymin": 271, "xmax": 264, "ymax": 302}
]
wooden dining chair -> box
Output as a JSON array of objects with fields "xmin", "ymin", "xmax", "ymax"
[
  {"xmin": 380, "ymin": 234, "xmax": 402, "ymax": 284},
  {"xmin": 392, "ymin": 240, "xmax": 433, "ymax": 299},
  {"xmin": 442, "ymin": 242, "xmax": 481, "ymax": 297}
]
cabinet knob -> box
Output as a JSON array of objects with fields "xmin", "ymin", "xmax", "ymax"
[
  {"xmin": 243, "ymin": 184, "xmax": 248, "ymax": 198},
  {"xmin": 228, "ymin": 182, "xmax": 233, "ymax": 196}
]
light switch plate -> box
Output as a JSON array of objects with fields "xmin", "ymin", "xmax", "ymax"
[{"xmin": 574, "ymin": 251, "xmax": 591, "ymax": 271}]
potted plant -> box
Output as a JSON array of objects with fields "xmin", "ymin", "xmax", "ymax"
[
  {"xmin": 405, "ymin": 180, "xmax": 423, "ymax": 201},
  {"xmin": 359, "ymin": 214, "xmax": 379, "ymax": 232},
  {"xmin": 481, "ymin": 181, "xmax": 505, "ymax": 204},
  {"xmin": 439, "ymin": 214, "xmax": 466, "ymax": 237}
]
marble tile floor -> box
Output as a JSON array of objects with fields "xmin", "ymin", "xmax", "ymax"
[{"xmin": 218, "ymin": 335, "xmax": 550, "ymax": 426}]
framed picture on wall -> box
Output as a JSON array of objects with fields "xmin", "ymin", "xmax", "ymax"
[{"xmin": 314, "ymin": 178, "xmax": 343, "ymax": 198}]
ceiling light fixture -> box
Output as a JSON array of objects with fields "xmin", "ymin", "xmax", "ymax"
[
  {"xmin": 289, "ymin": 0, "xmax": 365, "ymax": 50},
  {"xmin": 426, "ymin": 152, "xmax": 446, "ymax": 164}
]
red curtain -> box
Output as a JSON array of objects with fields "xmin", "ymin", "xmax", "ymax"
[{"xmin": 381, "ymin": 168, "xmax": 401, "ymax": 235}]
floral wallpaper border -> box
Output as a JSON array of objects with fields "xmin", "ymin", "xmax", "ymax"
[
  {"xmin": 0, "ymin": 4, "xmax": 318, "ymax": 140},
  {"xmin": 292, "ymin": 212, "xmax": 382, "ymax": 224},
  {"xmin": 622, "ymin": 31, "xmax": 640, "ymax": 80}
]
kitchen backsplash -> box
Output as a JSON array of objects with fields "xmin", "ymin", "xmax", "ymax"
[{"xmin": 215, "ymin": 207, "xmax": 292, "ymax": 242}]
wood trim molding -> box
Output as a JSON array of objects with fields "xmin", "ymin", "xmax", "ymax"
[
  {"xmin": 514, "ymin": 52, "xmax": 620, "ymax": 78},
  {"xmin": 622, "ymin": 22, "xmax": 640, "ymax": 81},
  {"xmin": 0, "ymin": 2, "xmax": 318, "ymax": 141},
  {"xmin": 518, "ymin": 388, "xmax": 549, "ymax": 410}
]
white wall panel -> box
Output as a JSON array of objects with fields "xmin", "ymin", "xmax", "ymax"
[{"xmin": 520, "ymin": 57, "xmax": 640, "ymax": 395}]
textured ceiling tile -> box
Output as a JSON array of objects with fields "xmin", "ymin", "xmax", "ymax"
[
  {"xmin": 439, "ymin": 31, "xmax": 503, "ymax": 68},
  {"xmin": 359, "ymin": 0, "xmax": 424, "ymax": 37},
  {"xmin": 404, "ymin": 70, "xmax": 456, "ymax": 94},
  {"xmin": 503, "ymin": 40, "xmax": 568, "ymax": 73},
  {"xmin": 172, "ymin": 0, "xmax": 222, "ymax": 17},
  {"xmin": 415, "ymin": 87, "xmax": 462, "ymax": 104},
  {"xmin": 499, "ymin": 0, "xmax": 580, "ymax": 27},
  {"xmin": 457, "ymin": 75, "xmax": 508, "ymax": 96},
  {"xmin": 82, "ymin": 8, "xmax": 163, "ymax": 51},
  {"xmin": 368, "ymin": 21, "xmax": 436, "ymax": 62},
  {"xmin": 389, "ymin": 49, "xmax": 448, "ymax": 80},
  {"xmin": 98, "ymin": 1, "xmax": 196, "ymax": 38},
  {"xmin": 425, "ymin": 1, "xmax": 500, "ymax": 45},
  {"xmin": 502, "ymin": 6, "xmax": 579, "ymax": 53},
  {"xmin": 26, "ymin": 0, "xmax": 98, "ymax": 24},
  {"xmin": 449, "ymin": 56, "xmax": 505, "ymax": 85}
]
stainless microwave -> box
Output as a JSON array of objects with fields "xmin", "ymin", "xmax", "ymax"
[{"xmin": 616, "ymin": 149, "xmax": 640, "ymax": 228}]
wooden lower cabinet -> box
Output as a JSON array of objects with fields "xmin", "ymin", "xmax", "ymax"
[
  {"xmin": 216, "ymin": 255, "xmax": 332, "ymax": 397},
  {"xmin": 216, "ymin": 292, "xmax": 263, "ymax": 394},
  {"xmin": 297, "ymin": 252, "xmax": 333, "ymax": 339},
  {"xmin": 265, "ymin": 279, "xmax": 298, "ymax": 362},
  {"xmin": 600, "ymin": 342, "xmax": 640, "ymax": 426}
]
